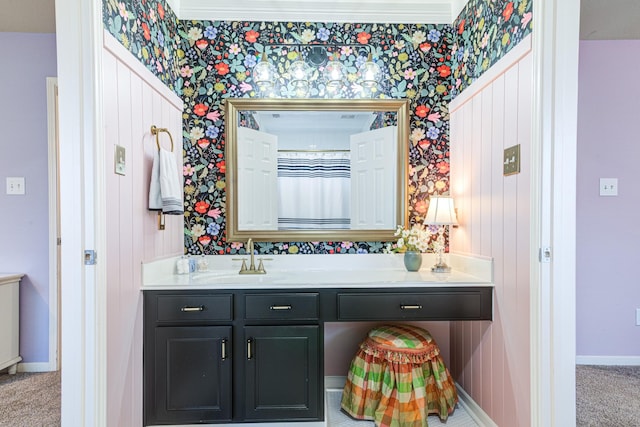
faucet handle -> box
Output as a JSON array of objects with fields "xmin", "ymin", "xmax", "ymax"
[
  {"xmin": 232, "ymin": 258, "xmax": 248, "ymax": 272},
  {"xmin": 256, "ymin": 258, "xmax": 273, "ymax": 273}
]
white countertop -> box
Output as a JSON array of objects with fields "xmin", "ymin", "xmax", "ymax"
[{"xmin": 142, "ymin": 253, "xmax": 493, "ymax": 290}]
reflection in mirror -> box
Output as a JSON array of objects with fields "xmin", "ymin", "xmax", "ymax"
[{"xmin": 225, "ymin": 99, "xmax": 409, "ymax": 242}]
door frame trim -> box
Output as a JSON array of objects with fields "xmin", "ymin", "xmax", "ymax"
[
  {"xmin": 46, "ymin": 76, "xmax": 59, "ymax": 372},
  {"xmin": 55, "ymin": 0, "xmax": 108, "ymax": 424},
  {"xmin": 530, "ymin": 0, "xmax": 580, "ymax": 425}
]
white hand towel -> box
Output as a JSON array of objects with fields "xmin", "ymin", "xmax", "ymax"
[
  {"xmin": 148, "ymin": 150, "xmax": 162, "ymax": 211},
  {"xmin": 149, "ymin": 148, "xmax": 183, "ymax": 214}
]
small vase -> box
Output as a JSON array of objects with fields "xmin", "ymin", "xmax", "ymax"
[{"xmin": 403, "ymin": 251, "xmax": 422, "ymax": 272}]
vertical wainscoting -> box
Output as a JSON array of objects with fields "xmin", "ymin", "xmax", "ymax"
[
  {"xmin": 449, "ymin": 35, "xmax": 532, "ymax": 427},
  {"xmin": 102, "ymin": 32, "xmax": 184, "ymax": 426}
]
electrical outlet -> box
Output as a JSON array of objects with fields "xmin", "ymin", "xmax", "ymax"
[
  {"xmin": 636, "ymin": 308, "xmax": 640, "ymax": 326},
  {"xmin": 599, "ymin": 178, "xmax": 618, "ymax": 196},
  {"xmin": 503, "ymin": 145, "xmax": 521, "ymax": 176},
  {"xmin": 6, "ymin": 177, "xmax": 25, "ymax": 195}
]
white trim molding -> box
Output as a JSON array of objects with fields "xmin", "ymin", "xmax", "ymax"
[
  {"xmin": 46, "ymin": 77, "xmax": 59, "ymax": 373},
  {"xmin": 174, "ymin": 0, "xmax": 453, "ymax": 24},
  {"xmin": 103, "ymin": 31, "xmax": 183, "ymax": 109},
  {"xmin": 530, "ymin": 0, "xmax": 581, "ymax": 426},
  {"xmin": 449, "ymin": 34, "xmax": 532, "ymax": 113},
  {"xmin": 55, "ymin": 0, "xmax": 108, "ymax": 424},
  {"xmin": 18, "ymin": 362, "xmax": 55, "ymax": 373},
  {"xmin": 576, "ymin": 356, "xmax": 640, "ymax": 366},
  {"xmin": 455, "ymin": 383, "xmax": 498, "ymax": 427},
  {"xmin": 324, "ymin": 375, "xmax": 347, "ymax": 389}
]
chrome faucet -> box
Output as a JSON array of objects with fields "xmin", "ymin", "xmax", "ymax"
[{"xmin": 238, "ymin": 238, "xmax": 270, "ymax": 274}]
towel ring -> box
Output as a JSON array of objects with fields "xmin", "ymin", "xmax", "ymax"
[{"xmin": 150, "ymin": 125, "xmax": 174, "ymax": 152}]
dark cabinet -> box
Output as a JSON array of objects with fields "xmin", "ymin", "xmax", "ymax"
[
  {"xmin": 244, "ymin": 325, "xmax": 320, "ymax": 421},
  {"xmin": 144, "ymin": 291, "xmax": 323, "ymax": 425},
  {"xmin": 144, "ymin": 285, "xmax": 492, "ymax": 425},
  {"xmin": 145, "ymin": 292, "xmax": 234, "ymax": 425},
  {"xmin": 336, "ymin": 289, "xmax": 492, "ymax": 321},
  {"xmin": 151, "ymin": 326, "xmax": 232, "ymax": 424}
]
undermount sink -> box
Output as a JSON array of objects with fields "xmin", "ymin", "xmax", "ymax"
[
  {"xmin": 189, "ymin": 271, "xmax": 269, "ymax": 284},
  {"xmin": 188, "ymin": 270, "xmax": 304, "ymax": 285},
  {"xmin": 188, "ymin": 268, "xmax": 440, "ymax": 287}
]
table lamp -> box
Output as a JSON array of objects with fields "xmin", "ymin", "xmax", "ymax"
[{"xmin": 424, "ymin": 196, "xmax": 458, "ymax": 273}]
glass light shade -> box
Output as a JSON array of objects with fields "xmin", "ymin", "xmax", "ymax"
[
  {"xmin": 289, "ymin": 56, "xmax": 311, "ymax": 97},
  {"xmin": 358, "ymin": 54, "xmax": 382, "ymax": 89},
  {"xmin": 323, "ymin": 60, "xmax": 346, "ymax": 92},
  {"xmin": 424, "ymin": 196, "xmax": 458, "ymax": 226},
  {"xmin": 252, "ymin": 55, "xmax": 277, "ymax": 93}
]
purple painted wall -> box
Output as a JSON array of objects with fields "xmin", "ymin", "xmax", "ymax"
[
  {"xmin": 0, "ymin": 32, "xmax": 57, "ymax": 364},
  {"xmin": 577, "ymin": 40, "xmax": 640, "ymax": 357}
]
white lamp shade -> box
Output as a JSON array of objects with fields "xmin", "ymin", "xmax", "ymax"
[{"xmin": 424, "ymin": 196, "xmax": 458, "ymax": 226}]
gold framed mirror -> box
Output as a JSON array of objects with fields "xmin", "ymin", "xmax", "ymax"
[{"xmin": 225, "ymin": 98, "xmax": 409, "ymax": 242}]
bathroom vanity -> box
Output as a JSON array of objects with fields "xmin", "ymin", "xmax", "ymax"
[{"xmin": 142, "ymin": 254, "xmax": 493, "ymax": 426}]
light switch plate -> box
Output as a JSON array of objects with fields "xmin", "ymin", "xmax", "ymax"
[
  {"xmin": 115, "ymin": 145, "xmax": 126, "ymax": 176},
  {"xmin": 503, "ymin": 144, "xmax": 521, "ymax": 176},
  {"xmin": 599, "ymin": 178, "xmax": 618, "ymax": 196},
  {"xmin": 6, "ymin": 177, "xmax": 25, "ymax": 195}
]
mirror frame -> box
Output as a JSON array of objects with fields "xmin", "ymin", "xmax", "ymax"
[{"xmin": 225, "ymin": 98, "xmax": 409, "ymax": 243}]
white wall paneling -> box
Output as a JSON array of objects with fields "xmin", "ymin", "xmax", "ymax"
[
  {"xmin": 102, "ymin": 30, "xmax": 184, "ymax": 426},
  {"xmin": 449, "ymin": 35, "xmax": 532, "ymax": 427}
]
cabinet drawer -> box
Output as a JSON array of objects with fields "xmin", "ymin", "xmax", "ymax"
[
  {"xmin": 156, "ymin": 294, "xmax": 233, "ymax": 323},
  {"xmin": 337, "ymin": 291, "xmax": 485, "ymax": 320},
  {"xmin": 245, "ymin": 293, "xmax": 319, "ymax": 320}
]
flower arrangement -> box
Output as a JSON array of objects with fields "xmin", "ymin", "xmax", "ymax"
[{"xmin": 385, "ymin": 224, "xmax": 432, "ymax": 253}]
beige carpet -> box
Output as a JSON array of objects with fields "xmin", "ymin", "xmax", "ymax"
[
  {"xmin": 0, "ymin": 371, "xmax": 60, "ymax": 427},
  {"xmin": 576, "ymin": 365, "xmax": 640, "ymax": 427},
  {"xmin": 1, "ymin": 366, "xmax": 639, "ymax": 426}
]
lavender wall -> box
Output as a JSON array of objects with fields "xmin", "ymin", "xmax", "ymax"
[
  {"xmin": 0, "ymin": 32, "xmax": 57, "ymax": 364},
  {"xmin": 577, "ymin": 40, "xmax": 640, "ymax": 358}
]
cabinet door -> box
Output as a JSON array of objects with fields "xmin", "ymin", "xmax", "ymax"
[
  {"xmin": 244, "ymin": 325, "xmax": 321, "ymax": 421},
  {"xmin": 151, "ymin": 326, "xmax": 232, "ymax": 424}
]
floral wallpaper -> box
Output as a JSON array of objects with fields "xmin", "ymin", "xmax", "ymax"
[
  {"xmin": 103, "ymin": 0, "xmax": 181, "ymax": 93},
  {"xmin": 451, "ymin": 0, "xmax": 533, "ymax": 97},
  {"xmin": 176, "ymin": 21, "xmax": 453, "ymax": 255},
  {"xmin": 101, "ymin": 0, "xmax": 533, "ymax": 256}
]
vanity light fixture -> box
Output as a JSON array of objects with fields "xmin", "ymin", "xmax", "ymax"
[
  {"xmin": 358, "ymin": 53, "xmax": 382, "ymax": 92},
  {"xmin": 252, "ymin": 54, "xmax": 278, "ymax": 94},
  {"xmin": 424, "ymin": 196, "xmax": 458, "ymax": 273},
  {"xmin": 251, "ymin": 45, "xmax": 382, "ymax": 97},
  {"xmin": 323, "ymin": 54, "xmax": 347, "ymax": 94},
  {"xmin": 288, "ymin": 51, "xmax": 312, "ymax": 98}
]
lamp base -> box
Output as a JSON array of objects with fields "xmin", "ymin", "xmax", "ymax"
[{"xmin": 431, "ymin": 262, "xmax": 451, "ymax": 273}]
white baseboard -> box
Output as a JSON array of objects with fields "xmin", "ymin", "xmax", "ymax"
[
  {"xmin": 455, "ymin": 383, "xmax": 498, "ymax": 427},
  {"xmin": 324, "ymin": 375, "xmax": 347, "ymax": 389},
  {"xmin": 17, "ymin": 362, "xmax": 57, "ymax": 373},
  {"xmin": 576, "ymin": 355, "xmax": 640, "ymax": 366}
]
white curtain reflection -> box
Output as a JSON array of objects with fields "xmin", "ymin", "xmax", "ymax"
[{"xmin": 277, "ymin": 151, "xmax": 351, "ymax": 229}]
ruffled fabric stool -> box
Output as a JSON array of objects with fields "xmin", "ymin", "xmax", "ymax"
[{"xmin": 341, "ymin": 324, "xmax": 458, "ymax": 427}]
